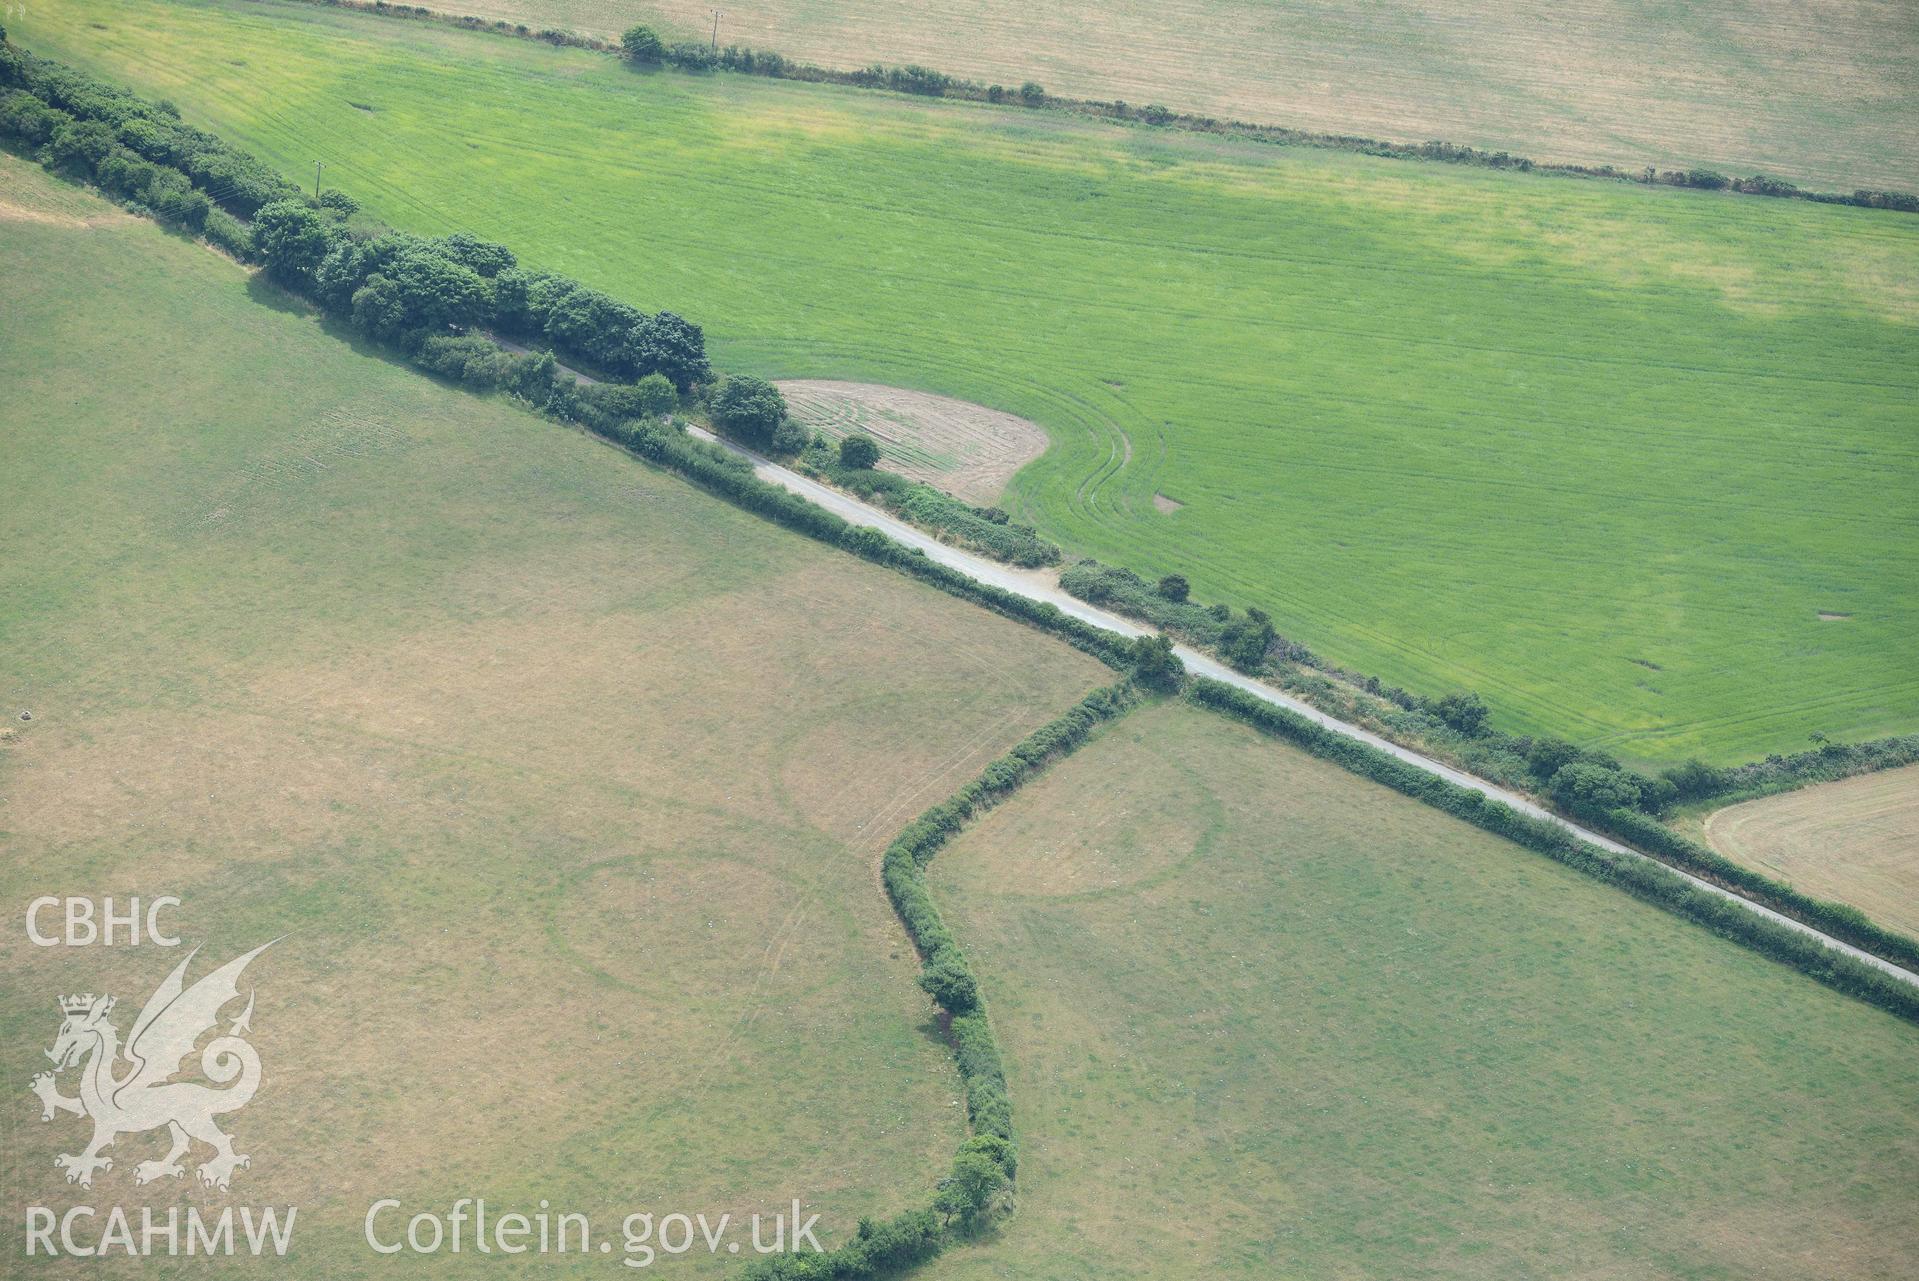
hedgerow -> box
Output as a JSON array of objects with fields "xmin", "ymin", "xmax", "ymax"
[
  {"xmin": 10, "ymin": 27, "xmax": 1909, "ymax": 1036},
  {"xmin": 801, "ymin": 438, "xmax": 1062, "ymax": 567},
  {"xmin": 267, "ymin": 0, "xmax": 1917, "ymax": 215},
  {"xmin": 1, "ymin": 44, "xmax": 300, "ymax": 217},
  {"xmin": 739, "ymin": 682, "xmax": 1141, "ymax": 1278},
  {"xmin": 1065, "ymin": 555, "xmax": 1919, "ymax": 886},
  {"xmin": 1187, "ymin": 678, "xmax": 1919, "ymax": 1023},
  {"xmin": 1583, "ymin": 806, "xmax": 1919, "ymax": 976}
]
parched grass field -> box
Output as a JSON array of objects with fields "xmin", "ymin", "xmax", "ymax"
[
  {"xmin": 0, "ymin": 155, "xmax": 1110, "ymax": 1274},
  {"xmin": 927, "ymin": 700, "xmax": 1919, "ymax": 1279},
  {"xmin": 1703, "ymin": 765, "xmax": 1919, "ymax": 939},
  {"xmin": 15, "ymin": 0, "xmax": 1919, "ymax": 768},
  {"xmin": 446, "ymin": 0, "xmax": 1918, "ymax": 189}
]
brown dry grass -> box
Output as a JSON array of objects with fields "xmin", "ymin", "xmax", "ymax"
[
  {"xmin": 448, "ymin": 0, "xmax": 1917, "ymax": 187},
  {"xmin": 0, "ymin": 168, "xmax": 1108, "ymax": 1275},
  {"xmin": 1705, "ymin": 764, "xmax": 1919, "ymax": 937},
  {"xmin": 777, "ymin": 381, "xmax": 1049, "ymax": 506}
]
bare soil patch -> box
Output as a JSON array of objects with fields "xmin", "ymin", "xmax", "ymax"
[
  {"xmin": 1704, "ymin": 764, "xmax": 1919, "ymax": 936},
  {"xmin": 1819, "ymin": 611, "xmax": 1853, "ymax": 621},
  {"xmin": 1152, "ymin": 492, "xmax": 1183, "ymax": 513},
  {"xmin": 778, "ymin": 380, "xmax": 1048, "ymax": 506}
]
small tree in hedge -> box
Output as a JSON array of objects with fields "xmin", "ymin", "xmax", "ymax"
[
  {"xmin": 630, "ymin": 372, "xmax": 677, "ymax": 417},
  {"xmin": 1526, "ymin": 736, "xmax": 1580, "ymax": 781},
  {"xmin": 916, "ymin": 951, "xmax": 978, "ymax": 1012},
  {"xmin": 839, "ymin": 433, "xmax": 880, "ymax": 469},
  {"xmin": 48, "ymin": 119, "xmax": 116, "ymax": 175},
  {"xmin": 1018, "ymin": 81, "xmax": 1045, "ymax": 105},
  {"xmin": 1433, "ymin": 691, "xmax": 1489, "ymax": 736},
  {"xmin": 1662, "ymin": 757, "xmax": 1727, "ymax": 801},
  {"xmin": 1156, "ymin": 573, "xmax": 1189, "ymax": 602},
  {"xmin": 318, "ymin": 188, "xmax": 360, "ymax": 217},
  {"xmin": 1218, "ymin": 607, "xmax": 1276, "ymax": 672},
  {"xmin": 1129, "ymin": 633, "xmax": 1183, "ymax": 689},
  {"xmin": 620, "ymin": 24, "xmax": 666, "ymax": 63},
  {"xmin": 252, "ymin": 199, "xmax": 334, "ymax": 289},
  {"xmin": 585, "ymin": 373, "xmax": 676, "ymax": 421},
  {"xmin": 709, "ymin": 375, "xmax": 787, "ymax": 445},
  {"xmin": 1551, "ymin": 761, "xmax": 1642, "ymax": 816},
  {"xmin": 934, "ymin": 1150, "xmax": 1007, "ymax": 1227}
]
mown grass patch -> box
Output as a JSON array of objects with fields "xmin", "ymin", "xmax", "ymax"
[{"xmin": 1702, "ymin": 764, "xmax": 1919, "ymax": 938}]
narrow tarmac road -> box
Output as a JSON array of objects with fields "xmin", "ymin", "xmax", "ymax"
[{"xmin": 682, "ymin": 424, "xmax": 1919, "ymax": 990}]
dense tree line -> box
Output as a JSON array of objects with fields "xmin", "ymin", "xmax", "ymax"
[
  {"xmin": 1, "ymin": 47, "xmax": 289, "ymax": 258},
  {"xmin": 0, "ymin": 46, "xmax": 300, "ymax": 219},
  {"xmin": 1, "ymin": 45, "xmax": 712, "ymax": 401},
  {"xmin": 243, "ymin": 196, "xmax": 715, "ymax": 402}
]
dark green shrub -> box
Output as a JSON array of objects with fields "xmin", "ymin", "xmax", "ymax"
[
  {"xmin": 1433, "ymin": 691, "xmax": 1489, "ymax": 735},
  {"xmin": 709, "ymin": 374, "xmax": 787, "ymax": 444},
  {"xmin": 668, "ymin": 41, "xmax": 717, "ymax": 71},
  {"xmin": 1551, "ymin": 761, "xmax": 1642, "ymax": 815},
  {"xmin": 47, "ymin": 117, "xmax": 115, "ymax": 173},
  {"xmin": 619, "ymin": 24, "xmax": 666, "ymax": 63},
  {"xmin": 251, "ymin": 199, "xmax": 336, "ymax": 288},
  {"xmin": 768, "ymin": 418, "xmax": 809, "ymax": 455},
  {"xmin": 1217, "ymin": 607, "xmax": 1276, "ymax": 672},
  {"xmin": 916, "ymin": 951, "xmax": 979, "ymax": 1012},
  {"xmin": 202, "ymin": 207, "xmax": 252, "ymax": 260},
  {"xmin": 0, "ymin": 88, "xmax": 68, "ymax": 144},
  {"xmin": 839, "ymin": 432, "xmax": 880, "ymax": 469},
  {"xmin": 1129, "ymin": 633, "xmax": 1183, "ymax": 689},
  {"xmin": 585, "ymin": 373, "xmax": 676, "ymax": 420},
  {"xmin": 317, "ymin": 188, "xmax": 360, "ymax": 217}
]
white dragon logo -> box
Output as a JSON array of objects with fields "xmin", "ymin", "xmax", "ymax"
[{"xmin": 29, "ymin": 941, "xmax": 276, "ymax": 1191}]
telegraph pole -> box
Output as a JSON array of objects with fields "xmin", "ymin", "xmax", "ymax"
[
  {"xmin": 709, "ymin": 8, "xmax": 723, "ymax": 51},
  {"xmin": 314, "ymin": 160, "xmax": 325, "ymax": 200}
]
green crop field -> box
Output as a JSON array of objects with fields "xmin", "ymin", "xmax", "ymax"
[
  {"xmin": 0, "ymin": 154, "xmax": 1109, "ymax": 1274},
  {"xmin": 428, "ymin": 0, "xmax": 1919, "ymax": 190},
  {"xmin": 926, "ymin": 699, "xmax": 1919, "ymax": 1279},
  {"xmin": 13, "ymin": 0, "xmax": 1919, "ymax": 768}
]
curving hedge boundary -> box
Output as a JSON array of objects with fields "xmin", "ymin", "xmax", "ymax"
[
  {"xmin": 741, "ymin": 682, "xmax": 1143, "ymax": 1279},
  {"xmin": 1187, "ymin": 678, "xmax": 1919, "ymax": 1024}
]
